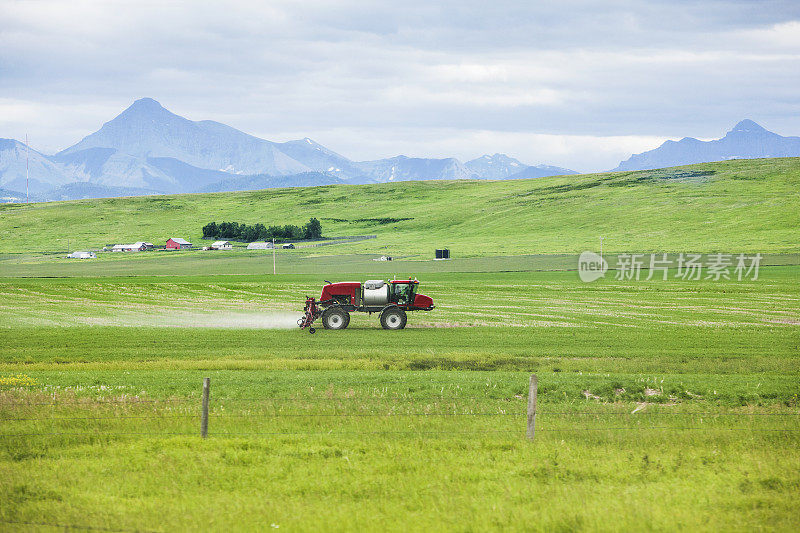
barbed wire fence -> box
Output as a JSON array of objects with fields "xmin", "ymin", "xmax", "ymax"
[
  {"xmin": 1, "ymin": 376, "xmax": 799, "ymax": 440},
  {"xmin": 1, "ymin": 375, "xmax": 798, "ymax": 533}
]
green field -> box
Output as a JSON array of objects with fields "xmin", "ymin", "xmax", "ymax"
[
  {"xmin": 1, "ymin": 158, "xmax": 799, "ymax": 257},
  {"xmin": 1, "ymin": 160, "xmax": 799, "ymax": 531},
  {"xmin": 2, "ymin": 266, "xmax": 798, "ymax": 531}
]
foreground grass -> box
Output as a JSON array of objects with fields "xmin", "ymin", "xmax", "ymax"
[
  {"xmin": 1, "ymin": 325, "xmax": 798, "ymax": 375},
  {"xmin": 1, "ymin": 373, "xmax": 799, "ymax": 532},
  {"xmin": 1, "ymin": 157, "xmax": 799, "ymax": 256},
  {"xmin": 3, "ymin": 369, "xmax": 800, "ymax": 405},
  {"xmin": 2, "ymin": 430, "xmax": 797, "ymax": 531}
]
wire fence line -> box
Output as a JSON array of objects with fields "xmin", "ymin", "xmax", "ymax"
[
  {"xmin": 4, "ymin": 396, "xmax": 798, "ymax": 411},
  {"xmin": 30, "ymin": 392, "xmax": 770, "ymax": 403},
  {"xmin": 7, "ymin": 398, "xmax": 800, "ymax": 414},
  {"xmin": 3, "ymin": 398, "xmax": 195, "ymax": 406},
  {"xmin": 1, "ymin": 414, "xmax": 199, "ymax": 422},
  {"xmin": 1, "ymin": 427, "xmax": 798, "ymax": 439},
  {"xmin": 3, "ymin": 411, "xmax": 799, "ymax": 422},
  {"xmin": 2, "ymin": 376, "xmax": 798, "ymax": 440}
]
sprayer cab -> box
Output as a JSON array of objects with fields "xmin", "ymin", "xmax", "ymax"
[{"xmin": 298, "ymin": 279, "xmax": 434, "ymax": 332}]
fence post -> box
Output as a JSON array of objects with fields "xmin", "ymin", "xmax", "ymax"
[
  {"xmin": 527, "ymin": 374, "xmax": 537, "ymax": 441},
  {"xmin": 201, "ymin": 377, "xmax": 210, "ymax": 438}
]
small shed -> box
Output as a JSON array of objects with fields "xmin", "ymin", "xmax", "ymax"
[
  {"xmin": 435, "ymin": 249, "xmax": 450, "ymax": 260},
  {"xmin": 211, "ymin": 240, "xmax": 232, "ymax": 250},
  {"xmin": 166, "ymin": 238, "xmax": 192, "ymax": 250},
  {"xmin": 247, "ymin": 242, "xmax": 274, "ymax": 250},
  {"xmin": 282, "ymin": 243, "xmax": 295, "ymax": 249}
]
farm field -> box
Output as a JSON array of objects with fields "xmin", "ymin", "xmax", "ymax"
[
  {"xmin": 1, "ymin": 159, "xmax": 799, "ymax": 531},
  {"xmin": 2, "ymin": 371, "xmax": 799, "ymax": 532},
  {"xmin": 1, "ymin": 262, "xmax": 799, "ymax": 531},
  {"xmin": 1, "ymin": 157, "xmax": 799, "ymax": 257}
]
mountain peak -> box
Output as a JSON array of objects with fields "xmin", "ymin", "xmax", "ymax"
[
  {"xmin": 131, "ymin": 97, "xmax": 163, "ymax": 109},
  {"xmin": 729, "ymin": 119, "xmax": 767, "ymax": 134},
  {"xmin": 614, "ymin": 119, "xmax": 799, "ymax": 171},
  {"xmin": 121, "ymin": 98, "xmax": 168, "ymax": 117}
]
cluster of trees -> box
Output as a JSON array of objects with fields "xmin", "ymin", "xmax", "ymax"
[{"xmin": 202, "ymin": 218, "xmax": 322, "ymax": 242}]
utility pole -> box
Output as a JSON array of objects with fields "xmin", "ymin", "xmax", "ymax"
[
  {"xmin": 272, "ymin": 238, "xmax": 276, "ymax": 275},
  {"xmin": 25, "ymin": 134, "xmax": 29, "ymax": 204}
]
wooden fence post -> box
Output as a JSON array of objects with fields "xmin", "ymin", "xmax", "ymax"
[
  {"xmin": 201, "ymin": 377, "xmax": 210, "ymax": 438},
  {"xmin": 527, "ymin": 374, "xmax": 537, "ymax": 441}
]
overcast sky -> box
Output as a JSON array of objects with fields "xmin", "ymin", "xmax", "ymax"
[{"xmin": 1, "ymin": 0, "xmax": 799, "ymax": 171}]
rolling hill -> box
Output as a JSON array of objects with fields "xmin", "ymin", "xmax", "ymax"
[{"xmin": 0, "ymin": 158, "xmax": 797, "ymax": 256}]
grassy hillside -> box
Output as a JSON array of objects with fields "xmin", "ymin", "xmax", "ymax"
[{"xmin": 1, "ymin": 158, "xmax": 799, "ymax": 256}]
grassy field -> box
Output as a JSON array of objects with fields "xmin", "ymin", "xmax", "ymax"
[
  {"xmin": 1, "ymin": 160, "xmax": 799, "ymax": 531},
  {"xmin": 1, "ymin": 264, "xmax": 798, "ymax": 531},
  {"xmin": 3, "ymin": 386, "xmax": 797, "ymax": 531},
  {"xmin": 1, "ymin": 268, "xmax": 798, "ymax": 373},
  {"xmin": 2, "ymin": 370, "xmax": 798, "ymax": 531},
  {"xmin": 1, "ymin": 157, "xmax": 799, "ymax": 257},
  {"xmin": 1, "ymin": 249, "xmax": 798, "ymax": 278}
]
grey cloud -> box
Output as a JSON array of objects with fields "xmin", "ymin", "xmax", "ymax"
[{"xmin": 0, "ymin": 0, "xmax": 798, "ymax": 170}]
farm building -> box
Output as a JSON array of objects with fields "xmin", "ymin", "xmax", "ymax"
[
  {"xmin": 247, "ymin": 242, "xmax": 274, "ymax": 250},
  {"xmin": 282, "ymin": 243, "xmax": 295, "ymax": 249},
  {"xmin": 67, "ymin": 251, "xmax": 96, "ymax": 259},
  {"xmin": 211, "ymin": 241, "xmax": 232, "ymax": 250},
  {"xmin": 166, "ymin": 238, "xmax": 192, "ymax": 250},
  {"xmin": 112, "ymin": 242, "xmax": 149, "ymax": 252}
]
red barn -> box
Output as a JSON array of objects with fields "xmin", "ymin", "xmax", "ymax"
[{"xmin": 166, "ymin": 238, "xmax": 192, "ymax": 250}]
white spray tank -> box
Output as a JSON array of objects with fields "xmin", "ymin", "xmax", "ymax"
[{"xmin": 362, "ymin": 279, "xmax": 389, "ymax": 305}]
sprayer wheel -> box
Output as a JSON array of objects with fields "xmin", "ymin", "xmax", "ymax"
[
  {"xmin": 322, "ymin": 307, "xmax": 350, "ymax": 330},
  {"xmin": 380, "ymin": 307, "xmax": 407, "ymax": 330}
]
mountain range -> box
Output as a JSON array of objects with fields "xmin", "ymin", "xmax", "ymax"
[
  {"xmin": 0, "ymin": 98, "xmax": 575, "ymax": 202},
  {"xmin": 2, "ymin": 99, "xmax": 798, "ymax": 203},
  {"xmin": 614, "ymin": 119, "xmax": 800, "ymax": 171}
]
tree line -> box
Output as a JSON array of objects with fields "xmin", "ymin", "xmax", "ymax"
[{"xmin": 202, "ymin": 218, "xmax": 322, "ymax": 242}]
